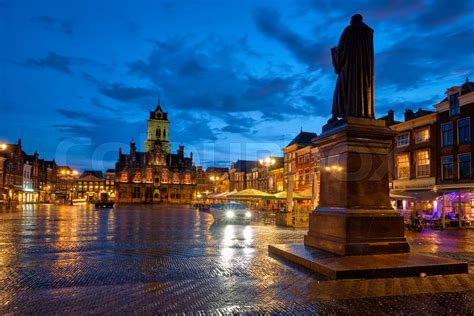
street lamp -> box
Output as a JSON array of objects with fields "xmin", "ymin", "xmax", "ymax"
[
  {"xmin": 209, "ymin": 176, "xmax": 218, "ymax": 193},
  {"xmin": 259, "ymin": 156, "xmax": 276, "ymax": 192},
  {"xmin": 0, "ymin": 144, "xmax": 6, "ymax": 151}
]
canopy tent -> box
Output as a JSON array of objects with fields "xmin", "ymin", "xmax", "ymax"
[
  {"xmin": 390, "ymin": 190, "xmax": 440, "ymax": 201},
  {"xmin": 207, "ymin": 191, "xmax": 232, "ymax": 199},
  {"xmin": 227, "ymin": 189, "xmax": 273, "ymax": 199},
  {"xmin": 264, "ymin": 191, "xmax": 311, "ymax": 200}
]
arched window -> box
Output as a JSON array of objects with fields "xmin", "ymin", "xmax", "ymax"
[{"xmin": 156, "ymin": 129, "xmax": 161, "ymax": 137}]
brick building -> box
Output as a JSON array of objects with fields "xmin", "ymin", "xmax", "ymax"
[
  {"xmin": 389, "ymin": 79, "xmax": 474, "ymax": 227},
  {"xmin": 115, "ymin": 101, "xmax": 195, "ymax": 204}
]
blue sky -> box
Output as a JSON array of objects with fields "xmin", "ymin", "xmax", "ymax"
[{"xmin": 1, "ymin": 0, "xmax": 473, "ymax": 170}]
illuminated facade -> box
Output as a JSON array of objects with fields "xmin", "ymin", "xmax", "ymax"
[
  {"xmin": 389, "ymin": 79, "xmax": 474, "ymax": 228},
  {"xmin": 144, "ymin": 99, "xmax": 171, "ymax": 153},
  {"xmin": 115, "ymin": 102, "xmax": 195, "ymax": 204}
]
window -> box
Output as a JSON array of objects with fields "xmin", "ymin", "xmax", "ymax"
[
  {"xmin": 415, "ymin": 150, "xmax": 430, "ymax": 177},
  {"xmin": 458, "ymin": 154, "xmax": 471, "ymax": 180},
  {"xmin": 396, "ymin": 154, "xmax": 410, "ymax": 179},
  {"xmin": 415, "ymin": 128, "xmax": 430, "ymax": 143},
  {"xmin": 298, "ymin": 156, "xmax": 304, "ymax": 164},
  {"xmin": 441, "ymin": 156, "xmax": 453, "ymax": 180},
  {"xmin": 132, "ymin": 187, "xmax": 140, "ymax": 198},
  {"xmin": 458, "ymin": 118, "xmax": 470, "ymax": 144},
  {"xmin": 449, "ymin": 93, "xmax": 459, "ymax": 117},
  {"xmin": 397, "ymin": 133, "xmax": 409, "ymax": 147},
  {"xmin": 442, "ymin": 123, "xmax": 453, "ymax": 147}
]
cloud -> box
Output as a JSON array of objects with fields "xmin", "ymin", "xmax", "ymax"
[
  {"xmin": 26, "ymin": 52, "xmax": 107, "ymax": 75},
  {"xmin": 26, "ymin": 52, "xmax": 73, "ymax": 74},
  {"xmin": 30, "ymin": 16, "xmax": 72, "ymax": 35},
  {"xmin": 254, "ymin": 8, "xmax": 327, "ymax": 69},
  {"xmin": 376, "ymin": 27, "xmax": 474, "ymax": 90},
  {"xmin": 81, "ymin": 72, "xmax": 156, "ymax": 104},
  {"xmin": 126, "ymin": 35, "xmax": 320, "ymax": 121},
  {"xmin": 98, "ymin": 84, "xmax": 156, "ymax": 102}
]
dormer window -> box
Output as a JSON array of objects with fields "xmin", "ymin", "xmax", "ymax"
[{"xmin": 449, "ymin": 93, "xmax": 459, "ymax": 116}]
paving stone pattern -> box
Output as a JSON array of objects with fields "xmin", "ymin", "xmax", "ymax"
[{"xmin": 0, "ymin": 204, "xmax": 473, "ymax": 314}]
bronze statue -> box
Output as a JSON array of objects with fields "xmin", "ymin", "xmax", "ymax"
[{"xmin": 331, "ymin": 14, "xmax": 374, "ymax": 120}]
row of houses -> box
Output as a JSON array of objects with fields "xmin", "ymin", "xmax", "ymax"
[
  {"xmin": 0, "ymin": 139, "xmax": 74, "ymax": 204},
  {"xmin": 388, "ymin": 79, "xmax": 474, "ymax": 226},
  {"xmin": 201, "ymin": 79, "xmax": 474, "ymax": 227}
]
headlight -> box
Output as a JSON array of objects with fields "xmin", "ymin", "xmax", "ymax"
[
  {"xmin": 226, "ymin": 210, "xmax": 235, "ymax": 219},
  {"xmin": 245, "ymin": 211, "xmax": 251, "ymax": 218}
]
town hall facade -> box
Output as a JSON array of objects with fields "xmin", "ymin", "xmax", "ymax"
[{"xmin": 115, "ymin": 100, "xmax": 196, "ymax": 204}]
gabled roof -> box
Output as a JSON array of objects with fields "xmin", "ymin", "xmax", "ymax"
[
  {"xmin": 286, "ymin": 131, "xmax": 317, "ymax": 147},
  {"xmin": 232, "ymin": 160, "xmax": 258, "ymax": 172},
  {"xmin": 206, "ymin": 166, "xmax": 229, "ymax": 173},
  {"xmin": 80, "ymin": 170, "xmax": 104, "ymax": 179}
]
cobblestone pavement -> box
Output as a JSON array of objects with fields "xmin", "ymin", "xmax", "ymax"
[{"xmin": 0, "ymin": 204, "xmax": 473, "ymax": 315}]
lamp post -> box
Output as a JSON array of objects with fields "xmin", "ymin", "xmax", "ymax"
[{"xmin": 259, "ymin": 156, "xmax": 275, "ymax": 192}]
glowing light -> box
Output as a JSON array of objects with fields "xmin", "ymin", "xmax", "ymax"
[
  {"xmin": 0, "ymin": 144, "xmax": 6, "ymax": 150},
  {"xmin": 245, "ymin": 211, "xmax": 252, "ymax": 218},
  {"xmin": 225, "ymin": 210, "xmax": 235, "ymax": 219},
  {"xmin": 72, "ymin": 170, "xmax": 79, "ymax": 175}
]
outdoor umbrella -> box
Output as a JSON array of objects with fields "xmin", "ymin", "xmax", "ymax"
[
  {"xmin": 227, "ymin": 189, "xmax": 273, "ymax": 199},
  {"xmin": 266, "ymin": 191, "xmax": 311, "ymax": 200}
]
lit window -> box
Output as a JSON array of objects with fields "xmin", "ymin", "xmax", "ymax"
[
  {"xmin": 441, "ymin": 156, "xmax": 453, "ymax": 180},
  {"xmin": 414, "ymin": 128, "xmax": 430, "ymax": 143},
  {"xmin": 415, "ymin": 150, "xmax": 430, "ymax": 177},
  {"xmin": 396, "ymin": 154, "xmax": 410, "ymax": 179},
  {"xmin": 458, "ymin": 154, "xmax": 471, "ymax": 180},
  {"xmin": 449, "ymin": 93, "xmax": 459, "ymax": 117},
  {"xmin": 442, "ymin": 123, "xmax": 453, "ymax": 147},
  {"xmin": 458, "ymin": 118, "xmax": 470, "ymax": 144},
  {"xmin": 396, "ymin": 133, "xmax": 409, "ymax": 147}
]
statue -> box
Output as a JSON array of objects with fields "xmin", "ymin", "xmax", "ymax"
[{"xmin": 331, "ymin": 14, "xmax": 375, "ymax": 121}]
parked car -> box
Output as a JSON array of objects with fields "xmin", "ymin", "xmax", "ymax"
[{"xmin": 209, "ymin": 202, "xmax": 252, "ymax": 224}]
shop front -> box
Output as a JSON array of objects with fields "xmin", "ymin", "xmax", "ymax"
[{"xmin": 391, "ymin": 188, "xmax": 473, "ymax": 229}]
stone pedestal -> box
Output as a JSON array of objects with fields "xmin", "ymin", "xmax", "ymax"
[
  {"xmin": 269, "ymin": 117, "xmax": 468, "ymax": 279},
  {"xmin": 304, "ymin": 117, "xmax": 409, "ymax": 255}
]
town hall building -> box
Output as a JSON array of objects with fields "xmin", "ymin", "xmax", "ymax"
[{"xmin": 115, "ymin": 99, "xmax": 196, "ymax": 204}]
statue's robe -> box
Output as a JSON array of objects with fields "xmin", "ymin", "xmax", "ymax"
[{"xmin": 332, "ymin": 21, "xmax": 375, "ymax": 119}]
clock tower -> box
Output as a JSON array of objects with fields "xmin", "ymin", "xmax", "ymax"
[{"xmin": 144, "ymin": 98, "xmax": 171, "ymax": 153}]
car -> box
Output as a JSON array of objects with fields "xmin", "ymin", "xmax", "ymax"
[{"xmin": 209, "ymin": 202, "xmax": 252, "ymax": 224}]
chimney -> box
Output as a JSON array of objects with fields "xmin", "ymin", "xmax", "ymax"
[
  {"xmin": 18, "ymin": 138, "xmax": 22, "ymax": 147},
  {"xmin": 404, "ymin": 109, "xmax": 414, "ymax": 122},
  {"xmin": 387, "ymin": 110, "xmax": 394, "ymax": 123}
]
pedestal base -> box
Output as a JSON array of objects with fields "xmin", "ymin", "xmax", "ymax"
[
  {"xmin": 304, "ymin": 209, "xmax": 410, "ymax": 256},
  {"xmin": 269, "ymin": 244, "xmax": 468, "ymax": 280}
]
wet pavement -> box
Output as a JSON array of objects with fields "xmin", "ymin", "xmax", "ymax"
[{"xmin": 0, "ymin": 204, "xmax": 473, "ymax": 315}]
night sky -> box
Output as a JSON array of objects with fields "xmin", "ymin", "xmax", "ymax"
[{"xmin": 1, "ymin": 0, "xmax": 473, "ymax": 171}]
